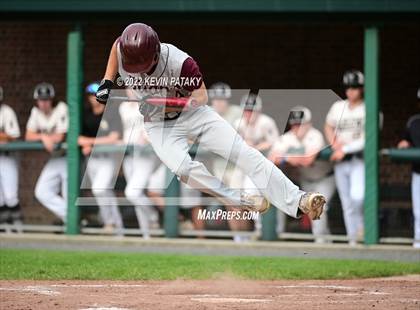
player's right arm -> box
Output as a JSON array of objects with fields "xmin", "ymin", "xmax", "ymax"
[
  {"xmin": 96, "ymin": 39, "xmax": 119, "ymax": 104},
  {"xmin": 0, "ymin": 130, "xmax": 18, "ymax": 142},
  {"xmin": 25, "ymin": 107, "xmax": 66, "ymax": 152},
  {"xmin": 324, "ymin": 102, "xmax": 340, "ymax": 148},
  {"xmin": 324, "ymin": 123, "xmax": 336, "ymax": 146},
  {"xmin": 103, "ymin": 39, "xmax": 119, "ymax": 81}
]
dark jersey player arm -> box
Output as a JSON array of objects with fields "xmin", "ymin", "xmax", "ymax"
[{"xmin": 180, "ymin": 57, "xmax": 208, "ymax": 106}]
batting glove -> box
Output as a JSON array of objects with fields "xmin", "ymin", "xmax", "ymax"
[{"xmin": 96, "ymin": 79, "xmax": 114, "ymax": 104}]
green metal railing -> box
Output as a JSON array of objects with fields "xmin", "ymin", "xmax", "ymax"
[{"xmin": 2, "ymin": 138, "xmax": 419, "ymax": 241}]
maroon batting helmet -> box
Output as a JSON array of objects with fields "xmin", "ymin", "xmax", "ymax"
[{"xmin": 119, "ymin": 23, "xmax": 160, "ymax": 73}]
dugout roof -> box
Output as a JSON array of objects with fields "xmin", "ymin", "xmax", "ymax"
[{"xmin": 1, "ymin": 0, "xmax": 420, "ymax": 22}]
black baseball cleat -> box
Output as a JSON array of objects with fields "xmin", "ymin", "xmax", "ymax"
[
  {"xmin": 0, "ymin": 207, "xmax": 10, "ymax": 224},
  {"xmin": 8, "ymin": 204, "xmax": 23, "ymax": 224}
]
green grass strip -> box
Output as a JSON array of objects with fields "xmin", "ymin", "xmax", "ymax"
[{"xmin": 1, "ymin": 249, "xmax": 419, "ymax": 280}]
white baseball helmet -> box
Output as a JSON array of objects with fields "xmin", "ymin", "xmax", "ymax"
[
  {"xmin": 288, "ymin": 106, "xmax": 312, "ymax": 125},
  {"xmin": 343, "ymin": 70, "xmax": 364, "ymax": 88},
  {"xmin": 33, "ymin": 82, "xmax": 55, "ymax": 100},
  {"xmin": 208, "ymin": 82, "xmax": 232, "ymax": 100},
  {"xmin": 240, "ymin": 93, "xmax": 262, "ymax": 111}
]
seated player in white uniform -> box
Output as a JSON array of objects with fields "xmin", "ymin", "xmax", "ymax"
[
  {"xmin": 269, "ymin": 106, "xmax": 336, "ymax": 243},
  {"xmin": 95, "ymin": 23, "xmax": 326, "ymax": 224},
  {"xmin": 324, "ymin": 70, "xmax": 366, "ymax": 246},
  {"xmin": 25, "ymin": 83, "xmax": 68, "ymax": 223},
  {"xmin": 233, "ymin": 94, "xmax": 280, "ymax": 241},
  {"xmin": 0, "ymin": 86, "xmax": 22, "ymax": 226},
  {"xmin": 79, "ymin": 82, "xmax": 123, "ymax": 234},
  {"xmin": 119, "ymin": 99, "xmax": 162, "ymax": 239},
  {"xmin": 397, "ymin": 88, "xmax": 420, "ymax": 249}
]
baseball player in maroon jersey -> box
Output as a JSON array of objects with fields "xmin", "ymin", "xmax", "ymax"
[{"xmin": 96, "ymin": 23, "xmax": 326, "ymax": 221}]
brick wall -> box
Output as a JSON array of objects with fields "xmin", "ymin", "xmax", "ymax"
[{"xmin": 1, "ymin": 21, "xmax": 419, "ymax": 224}]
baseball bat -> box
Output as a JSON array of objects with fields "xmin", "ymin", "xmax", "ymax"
[{"xmin": 109, "ymin": 96, "xmax": 195, "ymax": 108}]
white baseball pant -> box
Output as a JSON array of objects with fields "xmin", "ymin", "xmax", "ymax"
[
  {"xmin": 145, "ymin": 105, "xmax": 303, "ymax": 217},
  {"xmin": 242, "ymin": 175, "xmax": 286, "ymax": 236},
  {"xmin": 123, "ymin": 153, "xmax": 160, "ymax": 238},
  {"xmin": 144, "ymin": 163, "xmax": 202, "ymax": 209},
  {"xmin": 0, "ymin": 155, "xmax": 19, "ymax": 207},
  {"xmin": 412, "ymin": 172, "xmax": 420, "ymax": 243},
  {"xmin": 34, "ymin": 157, "xmax": 67, "ymax": 221},
  {"xmin": 334, "ymin": 157, "xmax": 365, "ymax": 242},
  {"xmin": 86, "ymin": 155, "xmax": 122, "ymax": 229}
]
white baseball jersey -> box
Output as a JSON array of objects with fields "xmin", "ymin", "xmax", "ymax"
[
  {"xmin": 271, "ymin": 127, "xmax": 333, "ymax": 181},
  {"xmin": 26, "ymin": 101, "xmax": 68, "ymax": 134},
  {"xmin": 326, "ymin": 100, "xmax": 365, "ymax": 153},
  {"xmin": 0, "ymin": 104, "xmax": 20, "ymax": 138},
  {"xmin": 119, "ymin": 101, "xmax": 149, "ymax": 145},
  {"xmin": 234, "ymin": 114, "xmax": 279, "ymax": 146}
]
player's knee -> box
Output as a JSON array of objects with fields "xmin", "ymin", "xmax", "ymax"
[
  {"xmin": 173, "ymin": 160, "xmax": 193, "ymax": 179},
  {"xmin": 2, "ymin": 191, "xmax": 18, "ymax": 207},
  {"xmin": 350, "ymin": 188, "xmax": 364, "ymax": 206},
  {"xmin": 92, "ymin": 188, "xmax": 109, "ymax": 197},
  {"xmin": 34, "ymin": 182, "xmax": 48, "ymax": 203},
  {"xmin": 124, "ymin": 187, "xmax": 143, "ymax": 201}
]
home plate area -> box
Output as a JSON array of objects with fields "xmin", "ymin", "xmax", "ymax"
[{"xmin": 1, "ymin": 276, "xmax": 419, "ymax": 310}]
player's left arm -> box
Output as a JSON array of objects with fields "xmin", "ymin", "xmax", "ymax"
[
  {"xmin": 189, "ymin": 82, "xmax": 208, "ymax": 107},
  {"xmin": 398, "ymin": 117, "xmax": 413, "ymax": 148},
  {"xmin": 180, "ymin": 57, "xmax": 207, "ymax": 107},
  {"xmin": 0, "ymin": 109, "xmax": 20, "ymax": 142},
  {"xmin": 255, "ymin": 120, "xmax": 279, "ymax": 152},
  {"xmin": 90, "ymin": 112, "xmax": 122, "ymax": 145},
  {"xmin": 268, "ymin": 138, "xmax": 287, "ymax": 165},
  {"xmin": 90, "ymin": 132, "xmax": 120, "ymax": 145},
  {"xmin": 47, "ymin": 133, "xmax": 66, "ymax": 144}
]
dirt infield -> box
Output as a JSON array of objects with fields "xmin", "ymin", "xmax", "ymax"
[{"xmin": 1, "ymin": 276, "xmax": 419, "ymax": 310}]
